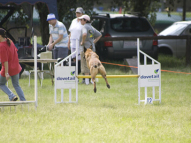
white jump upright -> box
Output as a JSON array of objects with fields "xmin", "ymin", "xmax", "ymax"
[
  {"xmin": 0, "ymin": 36, "xmax": 38, "ymax": 111},
  {"xmin": 137, "ymin": 38, "xmax": 161, "ymax": 104},
  {"xmin": 54, "ymin": 39, "xmax": 79, "ymax": 103}
]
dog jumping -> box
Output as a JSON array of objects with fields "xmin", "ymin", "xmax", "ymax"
[{"xmin": 84, "ymin": 48, "xmax": 110, "ymax": 93}]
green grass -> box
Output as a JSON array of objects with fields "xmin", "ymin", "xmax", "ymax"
[
  {"xmin": 0, "ymin": 55, "xmax": 191, "ymax": 143},
  {"xmin": 31, "ymin": 37, "xmax": 42, "ymax": 45},
  {"xmin": 161, "ymin": 12, "xmax": 191, "ymax": 18},
  {"xmin": 37, "ymin": 37, "xmax": 42, "ymax": 45}
]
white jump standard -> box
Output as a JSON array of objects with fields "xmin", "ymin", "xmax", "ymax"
[{"xmin": 137, "ymin": 38, "xmax": 161, "ymax": 104}]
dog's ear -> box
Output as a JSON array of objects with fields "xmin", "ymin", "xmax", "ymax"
[{"xmin": 84, "ymin": 47, "xmax": 87, "ymax": 53}]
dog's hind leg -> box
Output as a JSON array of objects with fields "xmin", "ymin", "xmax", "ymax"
[
  {"xmin": 91, "ymin": 76, "xmax": 96, "ymax": 93},
  {"xmin": 94, "ymin": 81, "xmax": 97, "ymax": 93},
  {"xmin": 99, "ymin": 65, "xmax": 110, "ymax": 89},
  {"xmin": 103, "ymin": 75, "xmax": 110, "ymax": 89},
  {"xmin": 90, "ymin": 67, "xmax": 97, "ymax": 93}
]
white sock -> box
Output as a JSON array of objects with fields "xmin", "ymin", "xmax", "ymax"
[
  {"xmin": 85, "ymin": 78, "xmax": 89, "ymax": 85},
  {"xmin": 90, "ymin": 79, "xmax": 94, "ymax": 84}
]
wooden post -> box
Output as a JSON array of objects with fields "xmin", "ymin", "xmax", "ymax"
[{"xmin": 186, "ymin": 35, "xmax": 191, "ymax": 65}]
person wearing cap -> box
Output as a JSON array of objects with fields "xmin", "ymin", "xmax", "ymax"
[
  {"xmin": 68, "ymin": 7, "xmax": 84, "ymax": 83},
  {"xmin": 68, "ymin": 7, "xmax": 83, "ymax": 60},
  {"xmin": 0, "ymin": 28, "xmax": 26, "ymax": 101},
  {"xmin": 47, "ymin": 13, "xmax": 68, "ymax": 59},
  {"xmin": 79, "ymin": 15, "xmax": 102, "ymax": 85}
]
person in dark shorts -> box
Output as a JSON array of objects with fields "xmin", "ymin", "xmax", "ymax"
[{"xmin": 46, "ymin": 13, "xmax": 68, "ymax": 59}]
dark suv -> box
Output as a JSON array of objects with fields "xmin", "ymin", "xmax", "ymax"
[{"xmin": 91, "ymin": 14, "xmax": 158, "ymax": 60}]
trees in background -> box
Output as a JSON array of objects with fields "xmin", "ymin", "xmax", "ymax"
[
  {"xmin": 111, "ymin": 0, "xmax": 189, "ymax": 25},
  {"xmin": 164, "ymin": 0, "xmax": 187, "ymax": 21},
  {"xmin": 28, "ymin": 0, "xmax": 190, "ymax": 45},
  {"xmin": 111, "ymin": 0, "xmax": 161, "ymax": 26},
  {"xmin": 35, "ymin": 0, "xmax": 100, "ymax": 45},
  {"xmin": 35, "ymin": 3, "xmax": 49, "ymax": 46},
  {"xmin": 5, "ymin": 0, "xmax": 188, "ymax": 45}
]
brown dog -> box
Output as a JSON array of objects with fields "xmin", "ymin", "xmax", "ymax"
[{"xmin": 84, "ymin": 48, "xmax": 110, "ymax": 93}]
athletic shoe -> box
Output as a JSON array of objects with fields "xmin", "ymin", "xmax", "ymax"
[
  {"xmin": 12, "ymin": 96, "xmax": 18, "ymax": 101},
  {"xmin": 80, "ymin": 79, "xmax": 85, "ymax": 84}
]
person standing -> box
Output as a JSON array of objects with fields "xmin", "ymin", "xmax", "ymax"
[
  {"xmin": 79, "ymin": 15, "xmax": 102, "ymax": 85},
  {"xmin": 0, "ymin": 28, "xmax": 26, "ymax": 101},
  {"xmin": 68, "ymin": 7, "xmax": 84, "ymax": 81},
  {"xmin": 47, "ymin": 13, "xmax": 68, "ymax": 59},
  {"xmin": 68, "ymin": 7, "xmax": 83, "ymax": 61}
]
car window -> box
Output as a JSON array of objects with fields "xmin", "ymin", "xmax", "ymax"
[
  {"xmin": 91, "ymin": 19, "xmax": 100, "ymax": 30},
  {"xmin": 181, "ymin": 24, "xmax": 191, "ymax": 35},
  {"xmin": 110, "ymin": 18, "xmax": 150, "ymax": 32},
  {"xmin": 159, "ymin": 23, "xmax": 188, "ymax": 36},
  {"xmin": 91, "ymin": 18, "xmax": 106, "ymax": 32}
]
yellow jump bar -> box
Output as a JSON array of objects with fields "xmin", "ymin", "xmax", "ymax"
[{"xmin": 77, "ymin": 75, "xmax": 139, "ymax": 78}]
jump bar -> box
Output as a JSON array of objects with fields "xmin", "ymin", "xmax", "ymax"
[{"xmin": 77, "ymin": 75, "xmax": 139, "ymax": 78}]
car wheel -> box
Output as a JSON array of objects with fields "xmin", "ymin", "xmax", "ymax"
[
  {"xmin": 96, "ymin": 46, "xmax": 105, "ymax": 61},
  {"xmin": 158, "ymin": 47, "xmax": 173, "ymax": 56},
  {"xmin": 152, "ymin": 46, "xmax": 158, "ymax": 60}
]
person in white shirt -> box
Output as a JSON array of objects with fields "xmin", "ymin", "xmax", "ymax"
[
  {"xmin": 68, "ymin": 7, "xmax": 85, "ymax": 83},
  {"xmin": 68, "ymin": 7, "xmax": 84, "ymax": 61}
]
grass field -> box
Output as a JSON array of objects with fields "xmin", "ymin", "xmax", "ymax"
[
  {"xmin": 0, "ymin": 55, "xmax": 191, "ymax": 143},
  {"xmin": 161, "ymin": 12, "xmax": 191, "ymax": 18}
]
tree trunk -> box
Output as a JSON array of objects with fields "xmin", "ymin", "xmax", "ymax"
[
  {"xmin": 35, "ymin": 2, "xmax": 49, "ymax": 45},
  {"xmin": 182, "ymin": 0, "xmax": 186, "ymax": 21}
]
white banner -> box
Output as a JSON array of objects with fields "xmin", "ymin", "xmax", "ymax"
[
  {"xmin": 55, "ymin": 66, "xmax": 76, "ymax": 89},
  {"xmin": 139, "ymin": 65, "xmax": 160, "ymax": 87}
]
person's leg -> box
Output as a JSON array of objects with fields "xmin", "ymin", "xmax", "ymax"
[
  {"xmin": 78, "ymin": 60, "xmax": 81, "ymax": 74},
  {"xmin": 57, "ymin": 48, "xmax": 68, "ymax": 59},
  {"xmin": 52, "ymin": 48, "xmax": 58, "ymax": 59},
  {"xmin": 71, "ymin": 47, "xmax": 76, "ymax": 61},
  {"xmin": 81, "ymin": 51, "xmax": 90, "ymax": 85},
  {"xmin": 71, "ymin": 47, "xmax": 81, "ymax": 61},
  {"xmin": 11, "ymin": 73, "xmax": 26, "ymax": 101},
  {"xmin": 57, "ymin": 48, "xmax": 68, "ymax": 66},
  {"xmin": 19, "ymin": 63, "xmax": 25, "ymax": 78},
  {"xmin": 0, "ymin": 74, "xmax": 17, "ymax": 101},
  {"xmin": 80, "ymin": 52, "xmax": 85, "ymax": 84}
]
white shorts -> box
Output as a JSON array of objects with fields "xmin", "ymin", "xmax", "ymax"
[{"xmin": 71, "ymin": 47, "xmax": 81, "ymax": 60}]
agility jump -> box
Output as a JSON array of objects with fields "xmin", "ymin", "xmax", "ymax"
[
  {"xmin": 54, "ymin": 38, "xmax": 161, "ymax": 105},
  {"xmin": 0, "ymin": 36, "xmax": 38, "ymax": 111}
]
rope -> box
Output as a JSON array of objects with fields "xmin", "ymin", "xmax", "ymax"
[{"xmin": 101, "ymin": 61, "xmax": 191, "ymax": 75}]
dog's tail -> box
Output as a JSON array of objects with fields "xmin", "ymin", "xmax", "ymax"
[{"xmin": 93, "ymin": 62, "xmax": 101, "ymax": 68}]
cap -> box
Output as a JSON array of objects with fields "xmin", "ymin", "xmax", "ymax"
[
  {"xmin": 78, "ymin": 15, "xmax": 90, "ymax": 21},
  {"xmin": 0, "ymin": 28, "xmax": 6, "ymax": 36},
  {"xmin": 47, "ymin": 13, "xmax": 56, "ymax": 21},
  {"xmin": 76, "ymin": 7, "xmax": 83, "ymax": 13}
]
